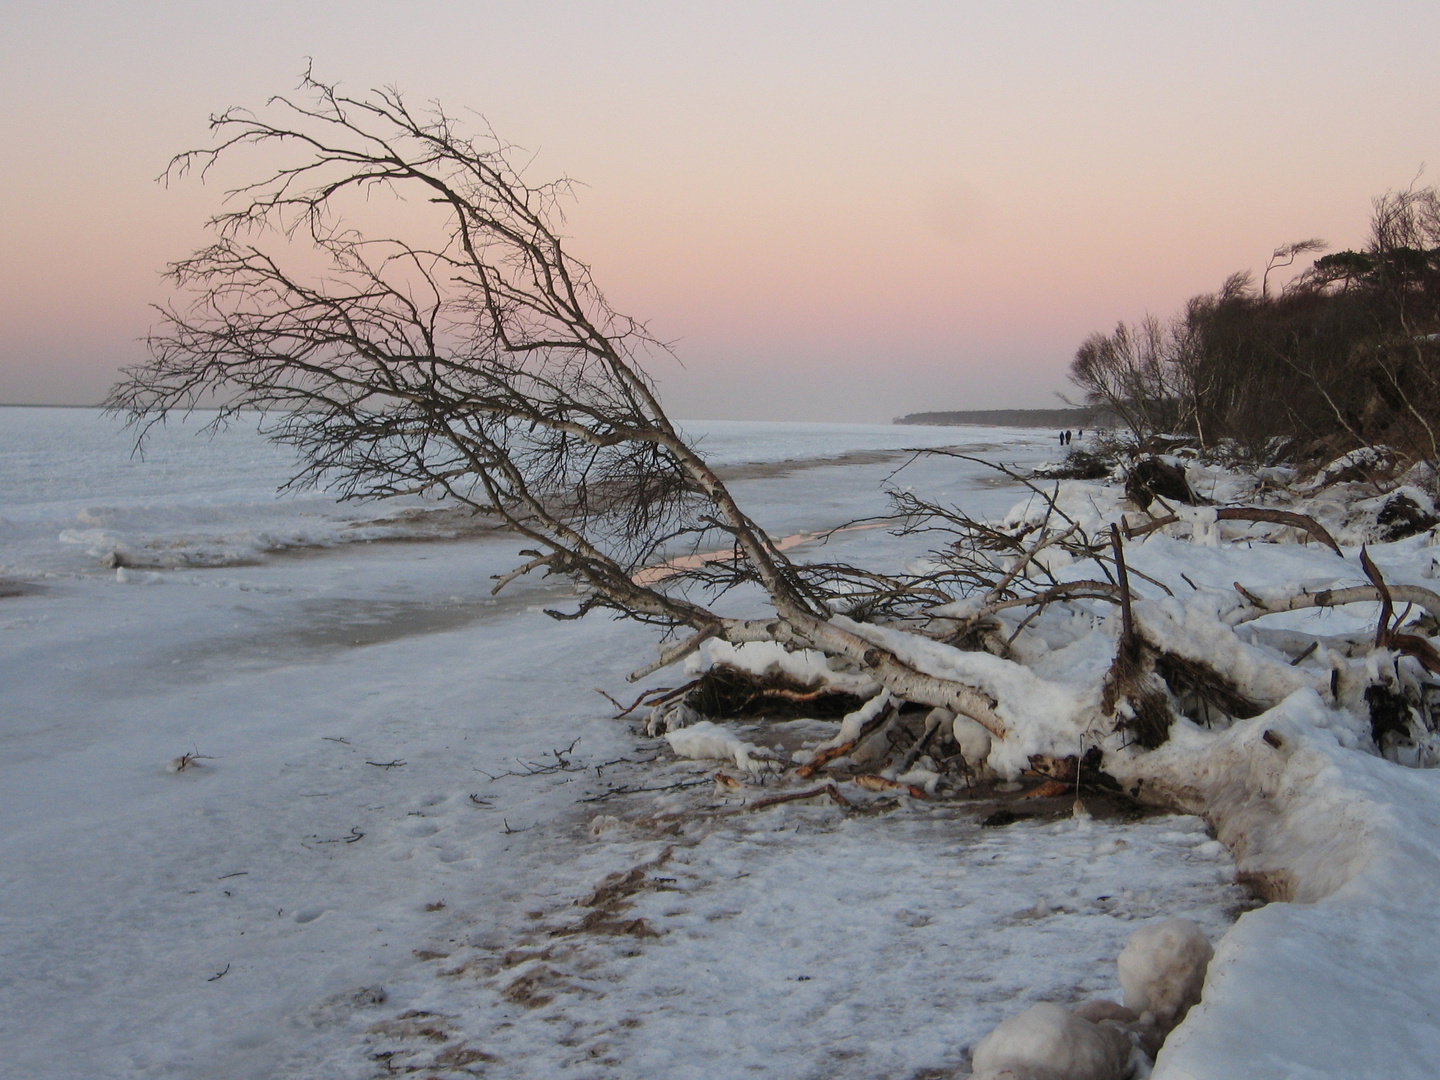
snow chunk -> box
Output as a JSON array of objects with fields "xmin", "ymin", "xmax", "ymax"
[
  {"xmin": 1117, "ymin": 918, "xmax": 1212, "ymax": 1034},
  {"xmin": 970, "ymin": 1002, "xmax": 1130, "ymax": 1080},
  {"xmin": 1172, "ymin": 505, "xmax": 1219, "ymax": 547},
  {"xmin": 951, "ymin": 714, "xmax": 993, "ymax": 768},
  {"xmin": 1295, "ymin": 445, "xmax": 1392, "ymax": 492},
  {"xmin": 821, "ymin": 689, "xmax": 892, "ymax": 749},
  {"xmin": 1003, "ymin": 481, "xmax": 1130, "ymax": 537},
  {"xmin": 894, "ymin": 766, "xmax": 940, "ymax": 794},
  {"xmin": 664, "ymin": 721, "xmax": 777, "ymax": 777}
]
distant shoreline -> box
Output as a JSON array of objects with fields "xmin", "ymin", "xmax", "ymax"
[{"xmin": 894, "ymin": 407, "xmax": 1114, "ymax": 429}]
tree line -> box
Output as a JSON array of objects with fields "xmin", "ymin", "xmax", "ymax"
[{"xmin": 1070, "ymin": 186, "xmax": 1440, "ymax": 467}]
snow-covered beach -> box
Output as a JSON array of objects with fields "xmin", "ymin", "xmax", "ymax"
[{"xmin": 5, "ymin": 408, "xmax": 1440, "ymax": 1078}]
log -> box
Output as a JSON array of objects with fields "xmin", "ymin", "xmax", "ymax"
[{"xmin": 1215, "ymin": 508, "xmax": 1342, "ymax": 555}]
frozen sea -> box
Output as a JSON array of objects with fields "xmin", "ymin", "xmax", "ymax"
[{"xmin": 0, "ymin": 408, "xmax": 1248, "ymax": 1079}]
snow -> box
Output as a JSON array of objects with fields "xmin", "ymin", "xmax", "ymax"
[
  {"xmin": 684, "ymin": 638, "xmax": 881, "ymax": 697},
  {"xmin": 971, "ymin": 1002, "xmax": 1130, "ymax": 1080},
  {"xmin": 1116, "ymin": 918, "xmax": 1212, "ymax": 1034},
  {"xmin": 663, "ymin": 720, "xmax": 777, "ymax": 776},
  {"xmin": 831, "ymin": 614, "xmax": 1098, "ymax": 778},
  {"xmin": 1122, "ymin": 695, "xmax": 1440, "ymax": 1078},
  {"xmin": 7, "ymin": 407, "xmax": 1440, "ymax": 1076}
]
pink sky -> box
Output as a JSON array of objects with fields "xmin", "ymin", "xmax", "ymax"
[{"xmin": 3, "ymin": 1, "xmax": 1439, "ymax": 420}]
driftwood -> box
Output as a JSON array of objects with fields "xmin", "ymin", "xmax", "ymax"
[
  {"xmin": 1226, "ymin": 581, "xmax": 1440, "ymax": 626},
  {"xmin": 853, "ymin": 774, "xmax": 928, "ymax": 798},
  {"xmin": 1125, "ymin": 507, "xmax": 1341, "ymax": 554},
  {"xmin": 596, "ymin": 682, "xmax": 696, "ymax": 719},
  {"xmin": 1218, "ymin": 508, "xmax": 1343, "ymax": 555},
  {"xmin": 1362, "ymin": 547, "xmax": 1440, "ymax": 673}
]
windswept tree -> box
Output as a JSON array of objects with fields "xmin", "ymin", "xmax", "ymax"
[
  {"xmin": 1069, "ymin": 315, "xmax": 1188, "ymax": 444},
  {"xmin": 108, "ymin": 69, "xmax": 1005, "ymax": 726}
]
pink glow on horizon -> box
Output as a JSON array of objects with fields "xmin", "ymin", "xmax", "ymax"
[{"xmin": 2, "ymin": 2, "xmax": 1436, "ymax": 419}]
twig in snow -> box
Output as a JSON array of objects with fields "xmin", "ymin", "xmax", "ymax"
[
  {"xmin": 365, "ymin": 759, "xmax": 406, "ymax": 768},
  {"xmin": 478, "ymin": 739, "xmax": 585, "ymax": 779},
  {"xmin": 217, "ymin": 871, "xmax": 248, "ymax": 880},
  {"xmin": 595, "ymin": 681, "xmax": 695, "ymax": 719},
  {"xmin": 207, "ymin": 964, "xmax": 230, "ymax": 982},
  {"xmin": 169, "ymin": 747, "xmax": 216, "ymax": 772},
  {"xmin": 1232, "ymin": 581, "xmax": 1266, "ymax": 607},
  {"xmin": 579, "ymin": 777, "xmax": 713, "ymax": 803},
  {"xmin": 312, "ymin": 827, "xmax": 365, "ymax": 845}
]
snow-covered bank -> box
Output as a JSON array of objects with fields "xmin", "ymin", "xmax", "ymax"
[
  {"xmin": 640, "ymin": 441, "xmax": 1440, "ymax": 1077},
  {"xmin": 889, "ymin": 451, "xmax": 1440, "ymax": 1078},
  {"xmin": 1123, "ymin": 694, "xmax": 1440, "ymax": 1078}
]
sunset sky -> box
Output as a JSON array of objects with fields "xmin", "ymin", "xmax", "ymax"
[{"xmin": 3, "ymin": 1, "xmax": 1439, "ymax": 420}]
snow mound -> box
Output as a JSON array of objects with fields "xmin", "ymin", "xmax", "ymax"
[
  {"xmin": 1105, "ymin": 690, "xmax": 1440, "ymax": 1078},
  {"xmin": 1117, "ymin": 918, "xmax": 1212, "ymax": 1035},
  {"xmin": 970, "ymin": 1002, "xmax": 1130, "ymax": 1080},
  {"xmin": 664, "ymin": 721, "xmax": 778, "ymax": 776}
]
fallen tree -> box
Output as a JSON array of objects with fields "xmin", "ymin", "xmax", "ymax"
[{"xmin": 110, "ymin": 71, "xmax": 1440, "ymax": 801}]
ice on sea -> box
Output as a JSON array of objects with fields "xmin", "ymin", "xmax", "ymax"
[{"xmin": 0, "ymin": 409, "xmax": 1022, "ymax": 579}]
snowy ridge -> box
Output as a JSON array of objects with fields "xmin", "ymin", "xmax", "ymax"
[{"xmin": 1118, "ymin": 691, "xmax": 1440, "ymax": 1078}]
